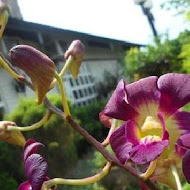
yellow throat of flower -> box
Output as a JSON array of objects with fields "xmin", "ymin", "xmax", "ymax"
[{"xmin": 140, "ymin": 116, "xmax": 162, "ymax": 138}]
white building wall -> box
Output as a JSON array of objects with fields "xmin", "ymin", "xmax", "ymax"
[
  {"xmin": 0, "ymin": 68, "xmax": 21, "ymax": 113},
  {"xmin": 85, "ymin": 59, "xmax": 119, "ymax": 83}
]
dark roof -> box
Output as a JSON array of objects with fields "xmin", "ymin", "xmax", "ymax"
[{"xmin": 5, "ymin": 17, "xmax": 143, "ymax": 48}]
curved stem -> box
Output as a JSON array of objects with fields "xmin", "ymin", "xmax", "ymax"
[
  {"xmin": 102, "ymin": 119, "xmax": 118, "ymax": 147},
  {"xmin": 42, "ymin": 162, "xmax": 112, "ymax": 189},
  {"xmin": 54, "ymin": 71, "xmax": 71, "ymax": 119},
  {"xmin": 0, "ymin": 55, "xmax": 23, "ymax": 80},
  {"xmin": 7, "ymin": 111, "xmax": 52, "ymax": 131},
  {"xmin": 50, "ymin": 55, "xmax": 73, "ymax": 89},
  {"xmin": 170, "ymin": 165, "xmax": 182, "ymax": 190}
]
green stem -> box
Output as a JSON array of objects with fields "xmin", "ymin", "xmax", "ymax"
[
  {"xmin": 170, "ymin": 165, "xmax": 182, "ymax": 190},
  {"xmin": 0, "ymin": 56, "xmax": 23, "ymax": 80},
  {"xmin": 42, "ymin": 162, "xmax": 111, "ymax": 189},
  {"xmin": 54, "ymin": 71, "xmax": 71, "ymax": 119},
  {"xmin": 7, "ymin": 112, "xmax": 52, "ymax": 131},
  {"xmin": 50, "ymin": 55, "xmax": 73, "ymax": 89},
  {"xmin": 102, "ymin": 119, "xmax": 118, "ymax": 147}
]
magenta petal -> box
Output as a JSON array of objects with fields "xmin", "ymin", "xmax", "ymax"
[
  {"xmin": 158, "ymin": 73, "xmax": 190, "ymax": 115},
  {"xmin": 177, "ymin": 133, "xmax": 190, "ymax": 149},
  {"xmin": 125, "ymin": 76, "xmax": 160, "ymax": 112},
  {"xmin": 24, "ymin": 140, "xmax": 44, "ymax": 162},
  {"xmin": 130, "ymin": 138, "xmax": 169, "ymax": 165},
  {"xmin": 172, "ymin": 111, "xmax": 190, "ymax": 130},
  {"xmin": 103, "ymin": 79, "xmax": 138, "ymax": 121},
  {"xmin": 25, "ymin": 154, "xmax": 48, "ymax": 190},
  {"xmin": 125, "ymin": 121, "xmax": 139, "ymax": 145},
  {"xmin": 17, "ymin": 181, "xmax": 32, "ymax": 190},
  {"xmin": 110, "ymin": 124, "xmax": 133, "ymax": 164},
  {"xmin": 182, "ymin": 150, "xmax": 190, "ymax": 183}
]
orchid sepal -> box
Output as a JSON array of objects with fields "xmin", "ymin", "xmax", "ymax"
[{"xmin": 10, "ymin": 45, "xmax": 56, "ymax": 104}]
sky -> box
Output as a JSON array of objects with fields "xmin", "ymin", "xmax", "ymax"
[{"xmin": 17, "ymin": 0, "xmax": 190, "ymax": 44}]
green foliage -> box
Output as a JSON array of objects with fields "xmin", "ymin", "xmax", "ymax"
[
  {"xmin": 178, "ymin": 36, "xmax": 190, "ymax": 73},
  {"xmin": 6, "ymin": 94, "xmax": 78, "ymax": 178},
  {"xmin": 183, "ymin": 182, "xmax": 190, "ymax": 190},
  {"xmin": 0, "ymin": 142, "xmax": 24, "ymax": 189},
  {"xmin": 0, "ymin": 172, "xmax": 18, "ymax": 190},
  {"xmin": 161, "ymin": 0, "xmax": 190, "ymax": 15},
  {"xmin": 124, "ymin": 31, "xmax": 190, "ymax": 81},
  {"xmin": 4, "ymin": 94, "xmax": 107, "ymax": 187}
]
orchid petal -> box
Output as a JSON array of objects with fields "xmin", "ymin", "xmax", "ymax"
[
  {"xmin": 10, "ymin": 45, "xmax": 55, "ymax": 104},
  {"xmin": 130, "ymin": 137, "xmax": 169, "ymax": 165},
  {"xmin": 110, "ymin": 124, "xmax": 133, "ymax": 164},
  {"xmin": 125, "ymin": 76, "xmax": 160, "ymax": 125},
  {"xmin": 182, "ymin": 150, "xmax": 190, "ymax": 183},
  {"xmin": 25, "ymin": 154, "xmax": 48, "ymax": 190},
  {"xmin": 171, "ymin": 111, "xmax": 190, "ymax": 130},
  {"xmin": 64, "ymin": 40, "xmax": 85, "ymax": 79},
  {"xmin": 158, "ymin": 73, "xmax": 190, "ymax": 115},
  {"xmin": 103, "ymin": 79, "xmax": 138, "ymax": 121},
  {"xmin": 177, "ymin": 133, "xmax": 190, "ymax": 149},
  {"xmin": 17, "ymin": 181, "xmax": 32, "ymax": 190},
  {"xmin": 129, "ymin": 114, "xmax": 169, "ymax": 165},
  {"xmin": 125, "ymin": 121, "xmax": 140, "ymax": 145},
  {"xmin": 24, "ymin": 139, "xmax": 44, "ymax": 162}
]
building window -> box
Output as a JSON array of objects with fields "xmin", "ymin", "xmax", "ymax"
[
  {"xmin": 69, "ymin": 78, "xmax": 74, "ymax": 86},
  {"xmin": 73, "ymin": 90, "xmax": 78, "ymax": 99},
  {"xmin": 65, "ymin": 64, "xmax": 97, "ymax": 106}
]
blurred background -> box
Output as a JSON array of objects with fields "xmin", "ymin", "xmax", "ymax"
[{"xmin": 0, "ymin": 0, "xmax": 190, "ymax": 189}]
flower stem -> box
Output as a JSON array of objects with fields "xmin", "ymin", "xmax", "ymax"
[
  {"xmin": 6, "ymin": 111, "xmax": 52, "ymax": 131},
  {"xmin": 54, "ymin": 71, "xmax": 71, "ymax": 119},
  {"xmin": 102, "ymin": 119, "xmax": 118, "ymax": 147},
  {"xmin": 50, "ymin": 55, "xmax": 73, "ymax": 89},
  {"xmin": 42, "ymin": 162, "xmax": 112, "ymax": 189},
  {"xmin": 0, "ymin": 55, "xmax": 23, "ymax": 80},
  {"xmin": 170, "ymin": 165, "xmax": 182, "ymax": 190}
]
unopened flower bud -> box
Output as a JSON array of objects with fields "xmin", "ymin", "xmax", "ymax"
[
  {"xmin": 0, "ymin": 121, "xmax": 26, "ymax": 146},
  {"xmin": 99, "ymin": 111, "xmax": 113, "ymax": 128},
  {"xmin": 64, "ymin": 40, "xmax": 85, "ymax": 79},
  {"xmin": 10, "ymin": 45, "xmax": 55, "ymax": 104}
]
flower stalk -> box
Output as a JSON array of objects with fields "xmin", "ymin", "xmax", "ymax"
[
  {"xmin": 50, "ymin": 55, "xmax": 74, "ymax": 89},
  {"xmin": 0, "ymin": 55, "xmax": 24, "ymax": 80},
  {"xmin": 7, "ymin": 111, "xmax": 52, "ymax": 132},
  {"xmin": 42, "ymin": 162, "xmax": 112, "ymax": 189},
  {"xmin": 54, "ymin": 71, "xmax": 71, "ymax": 119},
  {"xmin": 170, "ymin": 165, "xmax": 182, "ymax": 190},
  {"xmin": 102, "ymin": 119, "xmax": 118, "ymax": 147}
]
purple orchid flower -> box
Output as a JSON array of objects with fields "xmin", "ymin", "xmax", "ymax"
[
  {"xmin": 17, "ymin": 139, "xmax": 54, "ymax": 190},
  {"xmin": 102, "ymin": 73, "xmax": 190, "ymax": 182}
]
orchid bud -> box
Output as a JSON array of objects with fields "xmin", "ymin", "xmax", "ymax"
[
  {"xmin": 0, "ymin": 121, "xmax": 26, "ymax": 146},
  {"xmin": 0, "ymin": 0, "xmax": 9, "ymax": 38},
  {"xmin": 10, "ymin": 45, "xmax": 55, "ymax": 104},
  {"xmin": 64, "ymin": 40, "xmax": 85, "ymax": 79},
  {"xmin": 99, "ymin": 111, "xmax": 113, "ymax": 128}
]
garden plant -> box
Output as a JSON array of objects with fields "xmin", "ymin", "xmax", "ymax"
[{"xmin": 0, "ymin": 1, "xmax": 190, "ymax": 190}]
